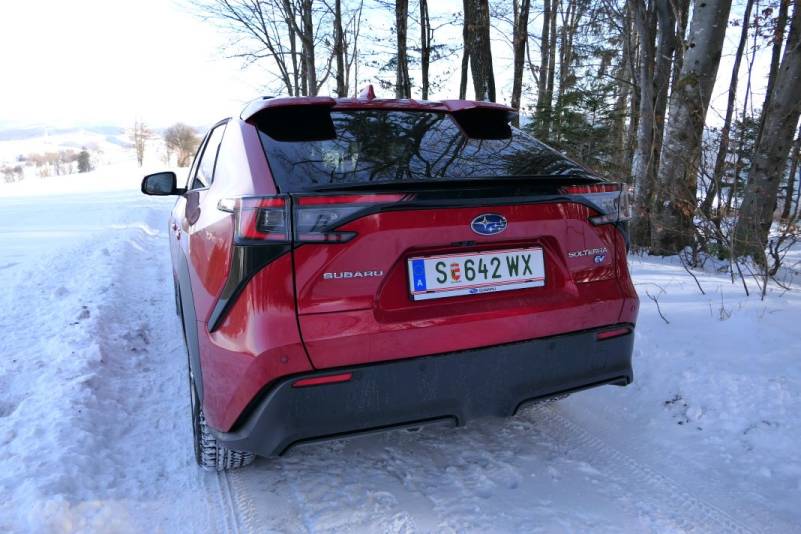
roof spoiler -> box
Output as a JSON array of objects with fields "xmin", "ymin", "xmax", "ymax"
[
  {"xmin": 242, "ymin": 95, "xmax": 518, "ymax": 140},
  {"xmin": 441, "ymin": 101, "xmax": 517, "ymax": 140},
  {"xmin": 241, "ymin": 96, "xmax": 336, "ymax": 122},
  {"xmin": 440, "ymin": 100, "xmax": 518, "ymax": 124}
]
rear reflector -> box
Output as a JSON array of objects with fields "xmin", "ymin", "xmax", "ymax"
[
  {"xmin": 596, "ymin": 327, "xmax": 632, "ymax": 341},
  {"xmin": 292, "ymin": 372, "xmax": 353, "ymax": 388}
]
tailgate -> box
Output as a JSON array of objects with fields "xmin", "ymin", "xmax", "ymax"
[{"xmin": 292, "ymin": 195, "xmax": 624, "ymax": 369}]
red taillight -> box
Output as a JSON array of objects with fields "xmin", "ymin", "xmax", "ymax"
[
  {"xmin": 596, "ymin": 326, "xmax": 632, "ymax": 341},
  {"xmin": 218, "ymin": 193, "xmax": 407, "ymax": 244},
  {"xmin": 218, "ymin": 196, "xmax": 290, "ymax": 243},
  {"xmin": 561, "ymin": 183, "xmax": 633, "ymax": 225},
  {"xmin": 292, "ymin": 372, "xmax": 353, "ymax": 388},
  {"xmin": 293, "ymin": 193, "xmax": 406, "ymax": 243}
]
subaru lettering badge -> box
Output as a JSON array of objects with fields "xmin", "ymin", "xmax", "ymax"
[{"xmin": 470, "ymin": 214, "xmax": 508, "ymax": 236}]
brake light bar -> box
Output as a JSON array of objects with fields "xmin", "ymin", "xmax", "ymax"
[
  {"xmin": 296, "ymin": 193, "xmax": 406, "ymax": 206},
  {"xmin": 561, "ymin": 183, "xmax": 633, "ymax": 225}
]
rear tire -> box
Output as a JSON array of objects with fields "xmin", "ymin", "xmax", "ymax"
[{"xmin": 189, "ymin": 370, "xmax": 254, "ymax": 471}]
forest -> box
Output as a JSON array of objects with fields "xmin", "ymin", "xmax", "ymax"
[{"xmin": 191, "ymin": 0, "xmax": 801, "ymax": 283}]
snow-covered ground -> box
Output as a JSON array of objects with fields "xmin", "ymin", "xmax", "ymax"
[{"xmin": 1, "ymin": 167, "xmax": 800, "ymax": 533}]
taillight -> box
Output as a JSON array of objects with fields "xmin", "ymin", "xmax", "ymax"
[
  {"xmin": 218, "ymin": 193, "xmax": 407, "ymax": 244},
  {"xmin": 561, "ymin": 183, "xmax": 633, "ymax": 225},
  {"xmin": 218, "ymin": 196, "xmax": 291, "ymax": 243},
  {"xmin": 294, "ymin": 194, "xmax": 405, "ymax": 243}
]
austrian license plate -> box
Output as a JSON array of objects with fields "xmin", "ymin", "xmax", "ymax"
[{"xmin": 407, "ymin": 247, "xmax": 545, "ymax": 301}]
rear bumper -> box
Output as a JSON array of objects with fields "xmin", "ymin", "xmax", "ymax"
[{"xmin": 213, "ymin": 326, "xmax": 634, "ymax": 456}]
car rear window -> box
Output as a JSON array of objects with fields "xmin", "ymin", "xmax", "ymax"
[{"xmin": 256, "ymin": 109, "xmax": 591, "ymax": 192}]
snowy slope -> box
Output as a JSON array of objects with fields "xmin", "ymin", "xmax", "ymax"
[{"xmin": 0, "ymin": 168, "xmax": 800, "ymax": 533}]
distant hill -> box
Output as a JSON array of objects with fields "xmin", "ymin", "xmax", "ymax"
[{"xmin": 0, "ymin": 125, "xmax": 128, "ymax": 142}]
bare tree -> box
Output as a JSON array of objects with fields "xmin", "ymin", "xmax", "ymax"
[
  {"xmin": 756, "ymin": 0, "xmax": 791, "ymax": 148},
  {"xmin": 534, "ymin": 0, "xmax": 554, "ymax": 137},
  {"xmin": 629, "ymin": 0, "xmax": 678, "ymax": 247},
  {"xmin": 130, "ymin": 120, "xmax": 152, "ymax": 167},
  {"xmin": 734, "ymin": 0, "xmax": 801, "ymax": 259},
  {"xmin": 781, "ymin": 124, "xmax": 801, "ymax": 221},
  {"xmin": 164, "ymin": 124, "xmax": 201, "ymax": 168},
  {"xmin": 650, "ymin": 0, "xmax": 733, "ymax": 254},
  {"xmin": 395, "ymin": 0, "xmax": 412, "ymax": 97},
  {"xmin": 700, "ymin": 0, "xmax": 755, "ymax": 219},
  {"xmin": 333, "ymin": 0, "xmax": 346, "ymax": 96},
  {"xmin": 193, "ymin": 0, "xmax": 335, "ymax": 96},
  {"xmin": 460, "ymin": 0, "xmax": 496, "ymax": 101},
  {"xmin": 510, "ymin": 0, "xmax": 531, "ymax": 126},
  {"xmin": 419, "ymin": 0, "xmax": 432, "ymax": 99}
]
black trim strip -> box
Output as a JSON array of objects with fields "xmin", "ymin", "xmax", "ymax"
[
  {"xmin": 176, "ymin": 250, "xmax": 204, "ymax": 400},
  {"xmin": 208, "ymin": 244, "xmax": 292, "ymax": 332}
]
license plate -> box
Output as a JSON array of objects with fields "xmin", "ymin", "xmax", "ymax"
[{"xmin": 407, "ymin": 247, "xmax": 545, "ymax": 301}]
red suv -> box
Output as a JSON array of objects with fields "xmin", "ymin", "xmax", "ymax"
[{"xmin": 142, "ymin": 91, "xmax": 638, "ymax": 470}]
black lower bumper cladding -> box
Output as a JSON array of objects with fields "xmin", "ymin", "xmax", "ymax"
[{"xmin": 213, "ymin": 326, "xmax": 634, "ymax": 456}]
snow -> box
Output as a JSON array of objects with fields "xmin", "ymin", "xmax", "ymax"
[{"xmin": 1, "ymin": 167, "xmax": 800, "ymax": 533}]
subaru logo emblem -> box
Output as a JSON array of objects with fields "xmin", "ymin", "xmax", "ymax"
[{"xmin": 471, "ymin": 214, "xmax": 508, "ymax": 236}]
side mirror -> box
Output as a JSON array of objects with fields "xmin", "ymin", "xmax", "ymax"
[{"xmin": 141, "ymin": 172, "xmax": 183, "ymax": 196}]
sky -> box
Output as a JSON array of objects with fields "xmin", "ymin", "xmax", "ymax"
[
  {"xmin": 0, "ymin": 0, "xmax": 770, "ymax": 132},
  {"xmin": 0, "ymin": 0, "xmax": 266, "ymax": 129}
]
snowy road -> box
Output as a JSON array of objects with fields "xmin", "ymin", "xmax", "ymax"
[{"xmin": 1, "ymin": 168, "xmax": 800, "ymax": 533}]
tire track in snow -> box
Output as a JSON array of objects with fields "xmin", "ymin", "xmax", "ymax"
[
  {"xmin": 86, "ymin": 206, "xmax": 230, "ymax": 533},
  {"xmin": 218, "ymin": 472, "xmax": 243, "ymax": 533},
  {"xmin": 223, "ymin": 401, "xmax": 765, "ymax": 533},
  {"xmin": 529, "ymin": 403, "xmax": 759, "ymax": 534}
]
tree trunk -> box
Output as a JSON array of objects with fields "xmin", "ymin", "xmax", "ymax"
[
  {"xmin": 629, "ymin": 0, "xmax": 657, "ymax": 246},
  {"xmin": 543, "ymin": 0, "xmax": 559, "ymax": 137},
  {"xmin": 299, "ymin": 0, "xmax": 317, "ymax": 96},
  {"xmin": 734, "ymin": 1, "xmax": 801, "ymax": 258},
  {"xmin": 511, "ymin": 0, "xmax": 531, "ymax": 126},
  {"xmin": 669, "ymin": 0, "xmax": 690, "ymax": 92},
  {"xmin": 630, "ymin": 0, "xmax": 675, "ymax": 248},
  {"xmin": 463, "ymin": 0, "xmax": 496, "ymax": 101},
  {"xmin": 420, "ymin": 0, "xmax": 431, "ymax": 99},
  {"xmin": 282, "ymin": 0, "xmax": 301, "ymax": 96},
  {"xmin": 460, "ymin": 0, "xmax": 471, "ymax": 99},
  {"xmin": 781, "ymin": 125, "xmax": 801, "ymax": 220},
  {"xmin": 650, "ymin": 0, "xmax": 733, "ymax": 254},
  {"xmin": 756, "ymin": 0, "xmax": 790, "ymax": 148},
  {"xmin": 395, "ymin": 0, "xmax": 411, "ymax": 98},
  {"xmin": 535, "ymin": 0, "xmax": 552, "ymax": 137},
  {"xmin": 553, "ymin": 0, "xmax": 583, "ymax": 143},
  {"xmin": 333, "ymin": 0, "xmax": 346, "ymax": 97},
  {"xmin": 612, "ymin": 51, "xmax": 632, "ymax": 177},
  {"xmin": 623, "ymin": 8, "xmax": 640, "ymax": 177},
  {"xmin": 701, "ymin": 0, "xmax": 755, "ymax": 219}
]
